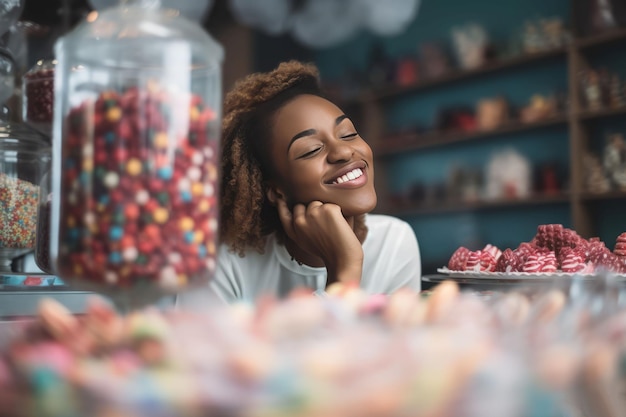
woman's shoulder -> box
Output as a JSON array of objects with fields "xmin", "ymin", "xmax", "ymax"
[{"xmin": 217, "ymin": 235, "xmax": 278, "ymax": 263}]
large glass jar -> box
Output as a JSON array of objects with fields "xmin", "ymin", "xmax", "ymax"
[
  {"xmin": 50, "ymin": 0, "xmax": 223, "ymax": 308},
  {"xmin": 0, "ymin": 123, "xmax": 50, "ymax": 272}
]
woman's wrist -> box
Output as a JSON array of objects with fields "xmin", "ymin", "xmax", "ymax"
[{"xmin": 325, "ymin": 254, "xmax": 363, "ymax": 287}]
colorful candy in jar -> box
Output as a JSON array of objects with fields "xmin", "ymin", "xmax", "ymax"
[
  {"xmin": 56, "ymin": 84, "xmax": 219, "ymax": 296},
  {"xmin": 0, "ymin": 173, "xmax": 40, "ymax": 251}
]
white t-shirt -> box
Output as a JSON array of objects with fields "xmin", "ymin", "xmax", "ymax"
[{"xmin": 178, "ymin": 214, "xmax": 421, "ymax": 305}]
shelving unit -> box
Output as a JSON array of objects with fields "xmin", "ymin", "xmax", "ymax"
[
  {"xmin": 347, "ymin": 47, "xmax": 567, "ymax": 104},
  {"xmin": 383, "ymin": 192, "xmax": 570, "ymax": 217},
  {"xmin": 376, "ymin": 114, "xmax": 569, "ymax": 156},
  {"xmin": 330, "ymin": 3, "xmax": 626, "ymax": 269}
]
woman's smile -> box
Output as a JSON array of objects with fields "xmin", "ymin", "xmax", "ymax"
[{"xmin": 325, "ymin": 163, "xmax": 368, "ymax": 187}]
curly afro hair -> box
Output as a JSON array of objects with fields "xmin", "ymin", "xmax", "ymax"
[{"xmin": 220, "ymin": 61, "xmax": 325, "ymax": 255}]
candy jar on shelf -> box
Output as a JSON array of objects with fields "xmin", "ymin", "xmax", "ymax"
[
  {"xmin": 50, "ymin": 0, "xmax": 223, "ymax": 308},
  {"xmin": 22, "ymin": 59, "xmax": 56, "ymax": 138}
]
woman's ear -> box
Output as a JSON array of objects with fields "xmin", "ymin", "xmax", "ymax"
[{"xmin": 266, "ymin": 186, "xmax": 286, "ymax": 206}]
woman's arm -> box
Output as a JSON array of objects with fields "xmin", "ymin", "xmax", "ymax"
[{"xmin": 276, "ymin": 199, "xmax": 363, "ymax": 285}]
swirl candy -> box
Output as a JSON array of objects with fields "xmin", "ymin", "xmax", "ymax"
[
  {"xmin": 538, "ymin": 251, "xmax": 558, "ymax": 273},
  {"xmin": 560, "ymin": 251, "xmax": 586, "ymax": 273},
  {"xmin": 615, "ymin": 232, "xmax": 626, "ymax": 257},
  {"xmin": 446, "ymin": 225, "xmax": 626, "ymax": 275},
  {"xmin": 495, "ymin": 248, "xmax": 522, "ymax": 273},
  {"xmin": 522, "ymin": 253, "xmax": 543, "ymax": 273}
]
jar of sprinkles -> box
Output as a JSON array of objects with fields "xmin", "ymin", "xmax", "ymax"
[
  {"xmin": 0, "ymin": 123, "xmax": 50, "ymax": 272},
  {"xmin": 50, "ymin": 0, "xmax": 223, "ymax": 308}
]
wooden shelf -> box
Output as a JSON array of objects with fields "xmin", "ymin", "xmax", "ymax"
[
  {"xmin": 580, "ymin": 191, "xmax": 626, "ymax": 201},
  {"xmin": 576, "ymin": 106, "xmax": 626, "ymax": 121},
  {"xmin": 376, "ymin": 115, "xmax": 568, "ymax": 157},
  {"xmin": 574, "ymin": 28, "xmax": 626, "ymax": 50},
  {"xmin": 380, "ymin": 193, "xmax": 570, "ymax": 217},
  {"xmin": 346, "ymin": 48, "xmax": 567, "ymax": 104}
]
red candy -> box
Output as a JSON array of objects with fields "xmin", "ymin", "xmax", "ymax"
[
  {"xmin": 513, "ymin": 242, "xmax": 536, "ymax": 263},
  {"xmin": 57, "ymin": 86, "xmax": 219, "ymax": 293},
  {"xmin": 615, "ymin": 232, "xmax": 626, "ymax": 257},
  {"xmin": 495, "ymin": 248, "xmax": 522, "ymax": 273},
  {"xmin": 479, "ymin": 251, "xmax": 497, "ymax": 272},
  {"xmin": 538, "ymin": 251, "xmax": 557, "ymax": 273},
  {"xmin": 447, "ymin": 246, "xmax": 470, "ymax": 271},
  {"xmin": 482, "ymin": 244, "xmax": 502, "ymax": 262},
  {"xmin": 464, "ymin": 250, "xmax": 482, "ymax": 271},
  {"xmin": 446, "ymin": 225, "xmax": 626, "ymax": 275},
  {"xmin": 522, "ymin": 254, "xmax": 542, "ymax": 273},
  {"xmin": 534, "ymin": 224, "xmax": 564, "ymax": 252},
  {"xmin": 560, "ymin": 251, "xmax": 585, "ymax": 273}
]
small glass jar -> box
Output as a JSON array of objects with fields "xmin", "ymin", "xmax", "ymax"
[
  {"xmin": 0, "ymin": 46, "xmax": 15, "ymax": 106},
  {"xmin": 51, "ymin": 0, "xmax": 223, "ymax": 308},
  {"xmin": 0, "ymin": 0, "xmax": 24, "ymax": 37},
  {"xmin": 34, "ymin": 170, "xmax": 53, "ymax": 274},
  {"xmin": 0, "ymin": 123, "xmax": 50, "ymax": 272},
  {"xmin": 22, "ymin": 59, "xmax": 56, "ymax": 137}
]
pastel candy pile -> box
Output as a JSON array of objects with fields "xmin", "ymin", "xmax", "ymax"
[
  {"xmin": 2, "ymin": 281, "xmax": 626, "ymax": 417},
  {"xmin": 448, "ymin": 224, "xmax": 626, "ymax": 274},
  {"xmin": 56, "ymin": 85, "xmax": 219, "ymax": 293}
]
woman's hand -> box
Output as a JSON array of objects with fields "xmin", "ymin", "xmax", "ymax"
[{"xmin": 276, "ymin": 199, "xmax": 363, "ymax": 285}]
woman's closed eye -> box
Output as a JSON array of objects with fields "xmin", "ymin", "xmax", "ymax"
[
  {"xmin": 340, "ymin": 132, "xmax": 358, "ymax": 139},
  {"xmin": 298, "ymin": 147, "xmax": 322, "ymax": 159}
]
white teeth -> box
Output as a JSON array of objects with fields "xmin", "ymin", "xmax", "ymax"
[{"xmin": 333, "ymin": 168, "xmax": 363, "ymax": 184}]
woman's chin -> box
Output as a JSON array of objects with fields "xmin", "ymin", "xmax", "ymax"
[{"xmin": 341, "ymin": 197, "xmax": 377, "ymax": 217}]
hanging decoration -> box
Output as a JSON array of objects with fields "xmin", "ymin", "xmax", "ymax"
[
  {"xmin": 228, "ymin": 0, "xmax": 291, "ymax": 36},
  {"xmin": 228, "ymin": 0, "xmax": 421, "ymax": 49}
]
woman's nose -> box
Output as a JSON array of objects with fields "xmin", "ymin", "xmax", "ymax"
[{"xmin": 326, "ymin": 139, "xmax": 354, "ymax": 163}]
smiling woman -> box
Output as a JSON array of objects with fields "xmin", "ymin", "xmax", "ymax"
[{"xmin": 178, "ymin": 60, "xmax": 422, "ymax": 304}]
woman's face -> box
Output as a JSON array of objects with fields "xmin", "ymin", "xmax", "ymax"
[{"xmin": 267, "ymin": 94, "xmax": 376, "ymax": 216}]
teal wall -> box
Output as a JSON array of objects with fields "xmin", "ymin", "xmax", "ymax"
[
  {"xmin": 314, "ymin": 0, "xmax": 578, "ymax": 271},
  {"xmin": 315, "ymin": 0, "xmax": 571, "ymax": 79}
]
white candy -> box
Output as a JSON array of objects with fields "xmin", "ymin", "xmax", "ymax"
[
  {"xmin": 168, "ymin": 252, "xmax": 182, "ymax": 264},
  {"xmin": 159, "ymin": 266, "xmax": 179, "ymax": 290},
  {"xmin": 104, "ymin": 271, "xmax": 118, "ymax": 284},
  {"xmin": 187, "ymin": 166, "xmax": 201, "ymax": 182},
  {"xmin": 103, "ymin": 172, "xmax": 119, "ymax": 188},
  {"xmin": 192, "ymin": 151, "xmax": 204, "ymax": 166},
  {"xmin": 135, "ymin": 189, "xmax": 149, "ymax": 205},
  {"xmin": 122, "ymin": 247, "xmax": 138, "ymax": 262},
  {"xmin": 203, "ymin": 183, "xmax": 214, "ymax": 197}
]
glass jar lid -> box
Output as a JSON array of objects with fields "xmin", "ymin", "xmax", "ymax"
[{"xmin": 0, "ymin": 120, "xmax": 50, "ymax": 152}]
